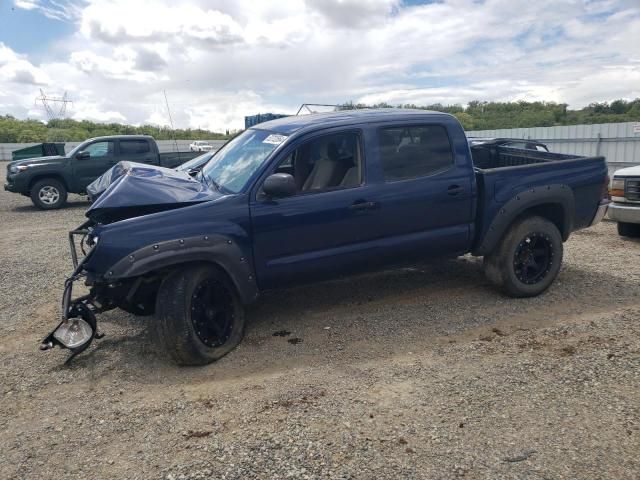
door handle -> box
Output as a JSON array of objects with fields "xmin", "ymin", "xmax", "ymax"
[
  {"xmin": 447, "ymin": 185, "xmax": 464, "ymax": 195},
  {"xmin": 349, "ymin": 200, "xmax": 378, "ymax": 211}
]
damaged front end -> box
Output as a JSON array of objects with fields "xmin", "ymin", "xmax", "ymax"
[
  {"xmin": 40, "ymin": 219, "xmax": 163, "ymax": 362},
  {"xmin": 40, "ymin": 160, "xmax": 247, "ymax": 363},
  {"xmin": 40, "ymin": 220, "xmax": 107, "ymax": 362}
]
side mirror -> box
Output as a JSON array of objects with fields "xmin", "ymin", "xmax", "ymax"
[
  {"xmin": 76, "ymin": 151, "xmax": 90, "ymax": 160},
  {"xmin": 263, "ymin": 173, "xmax": 296, "ymax": 198}
]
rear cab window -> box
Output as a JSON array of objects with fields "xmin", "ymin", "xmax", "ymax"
[
  {"xmin": 119, "ymin": 139, "xmax": 151, "ymax": 155},
  {"xmin": 378, "ymin": 125, "xmax": 454, "ymax": 181}
]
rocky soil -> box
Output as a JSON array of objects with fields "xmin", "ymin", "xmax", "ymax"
[{"xmin": 0, "ymin": 187, "xmax": 638, "ymax": 479}]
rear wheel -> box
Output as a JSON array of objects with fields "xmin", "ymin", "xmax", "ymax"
[
  {"xmin": 155, "ymin": 265, "xmax": 245, "ymax": 365},
  {"xmin": 617, "ymin": 222, "xmax": 640, "ymax": 238},
  {"xmin": 484, "ymin": 216, "xmax": 563, "ymax": 297},
  {"xmin": 30, "ymin": 178, "xmax": 67, "ymax": 210}
]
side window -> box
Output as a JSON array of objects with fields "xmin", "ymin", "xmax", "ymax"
[
  {"xmin": 120, "ymin": 140, "xmax": 150, "ymax": 155},
  {"xmin": 378, "ymin": 125, "xmax": 453, "ymax": 181},
  {"xmin": 85, "ymin": 141, "xmax": 114, "ymax": 158},
  {"xmin": 274, "ymin": 131, "xmax": 363, "ymax": 193}
]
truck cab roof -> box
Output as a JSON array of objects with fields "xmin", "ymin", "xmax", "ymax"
[
  {"xmin": 81, "ymin": 134, "xmax": 155, "ymax": 143},
  {"xmin": 253, "ymin": 109, "xmax": 454, "ymax": 135}
]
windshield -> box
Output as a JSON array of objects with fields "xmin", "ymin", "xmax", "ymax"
[
  {"xmin": 176, "ymin": 151, "xmax": 214, "ymax": 172},
  {"xmin": 201, "ymin": 129, "xmax": 286, "ymax": 193}
]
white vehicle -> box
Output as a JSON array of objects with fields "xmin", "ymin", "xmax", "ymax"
[
  {"xmin": 189, "ymin": 140, "xmax": 213, "ymax": 152},
  {"xmin": 608, "ymin": 165, "xmax": 640, "ymax": 237}
]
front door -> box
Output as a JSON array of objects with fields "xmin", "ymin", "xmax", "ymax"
[
  {"xmin": 72, "ymin": 140, "xmax": 116, "ymax": 190},
  {"xmin": 251, "ymin": 129, "xmax": 382, "ymax": 289}
]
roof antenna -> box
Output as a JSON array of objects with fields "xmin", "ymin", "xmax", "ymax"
[{"xmin": 163, "ymin": 90, "xmax": 181, "ymax": 163}]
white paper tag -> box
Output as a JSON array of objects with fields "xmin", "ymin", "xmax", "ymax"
[{"xmin": 263, "ymin": 134, "xmax": 288, "ymax": 145}]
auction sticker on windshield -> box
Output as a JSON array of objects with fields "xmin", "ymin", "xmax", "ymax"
[{"xmin": 263, "ymin": 134, "xmax": 288, "ymax": 145}]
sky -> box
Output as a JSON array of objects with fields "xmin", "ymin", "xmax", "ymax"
[{"xmin": 0, "ymin": 0, "xmax": 639, "ymax": 131}]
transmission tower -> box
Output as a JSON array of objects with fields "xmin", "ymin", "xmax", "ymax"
[{"xmin": 35, "ymin": 89, "xmax": 73, "ymax": 120}]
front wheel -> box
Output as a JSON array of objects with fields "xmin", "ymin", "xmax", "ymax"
[
  {"xmin": 484, "ymin": 216, "xmax": 563, "ymax": 297},
  {"xmin": 155, "ymin": 265, "xmax": 245, "ymax": 365},
  {"xmin": 30, "ymin": 178, "xmax": 68, "ymax": 210},
  {"xmin": 617, "ymin": 222, "xmax": 640, "ymax": 238}
]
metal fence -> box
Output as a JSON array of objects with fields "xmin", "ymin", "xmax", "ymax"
[
  {"xmin": 0, "ymin": 140, "xmax": 227, "ymax": 162},
  {"xmin": 467, "ymin": 121, "xmax": 640, "ymax": 174}
]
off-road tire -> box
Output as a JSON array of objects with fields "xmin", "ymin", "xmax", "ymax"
[
  {"xmin": 30, "ymin": 178, "xmax": 68, "ymax": 210},
  {"xmin": 484, "ymin": 216, "xmax": 563, "ymax": 298},
  {"xmin": 617, "ymin": 222, "xmax": 640, "ymax": 238},
  {"xmin": 155, "ymin": 265, "xmax": 245, "ymax": 365}
]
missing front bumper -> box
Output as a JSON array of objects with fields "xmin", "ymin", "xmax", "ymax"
[{"xmin": 40, "ymin": 221, "xmax": 105, "ymax": 363}]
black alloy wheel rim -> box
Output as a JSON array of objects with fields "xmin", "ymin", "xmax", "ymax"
[
  {"xmin": 190, "ymin": 278, "xmax": 234, "ymax": 347},
  {"xmin": 513, "ymin": 233, "xmax": 554, "ymax": 285}
]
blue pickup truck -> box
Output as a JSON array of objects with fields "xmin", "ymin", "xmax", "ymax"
[{"xmin": 41, "ymin": 109, "xmax": 610, "ymax": 364}]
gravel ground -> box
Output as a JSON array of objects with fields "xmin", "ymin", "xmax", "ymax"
[{"xmin": 0, "ymin": 185, "xmax": 639, "ymax": 479}]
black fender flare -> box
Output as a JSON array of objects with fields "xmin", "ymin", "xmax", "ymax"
[
  {"xmin": 473, "ymin": 184, "xmax": 574, "ymax": 256},
  {"xmin": 105, "ymin": 234, "xmax": 259, "ymax": 304}
]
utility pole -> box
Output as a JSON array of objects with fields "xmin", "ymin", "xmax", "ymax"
[{"xmin": 35, "ymin": 89, "xmax": 73, "ymax": 120}]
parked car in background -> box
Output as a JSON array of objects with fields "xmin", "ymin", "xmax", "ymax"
[
  {"xmin": 189, "ymin": 141, "xmax": 214, "ymax": 152},
  {"xmin": 608, "ymin": 165, "xmax": 640, "ymax": 237},
  {"xmin": 41, "ymin": 109, "xmax": 610, "ymax": 365},
  {"xmin": 4, "ymin": 135, "xmax": 198, "ymax": 210}
]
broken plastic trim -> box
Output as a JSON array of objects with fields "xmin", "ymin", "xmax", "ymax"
[{"xmin": 68, "ymin": 219, "xmax": 94, "ymax": 269}]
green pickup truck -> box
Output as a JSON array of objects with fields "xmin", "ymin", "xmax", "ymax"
[{"xmin": 4, "ymin": 135, "xmax": 199, "ymax": 209}]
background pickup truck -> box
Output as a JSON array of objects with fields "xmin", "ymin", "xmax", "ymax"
[
  {"xmin": 44, "ymin": 109, "xmax": 610, "ymax": 365},
  {"xmin": 4, "ymin": 135, "xmax": 199, "ymax": 209},
  {"xmin": 607, "ymin": 165, "xmax": 640, "ymax": 237}
]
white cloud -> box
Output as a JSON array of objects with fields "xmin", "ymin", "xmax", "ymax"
[
  {"xmin": 5, "ymin": 0, "xmax": 640, "ymax": 131},
  {"xmin": 13, "ymin": 0, "xmax": 84, "ymax": 21}
]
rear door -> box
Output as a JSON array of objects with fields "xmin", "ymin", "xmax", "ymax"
[
  {"xmin": 72, "ymin": 140, "xmax": 116, "ymax": 190},
  {"xmin": 117, "ymin": 139, "xmax": 157, "ymax": 164},
  {"xmin": 369, "ymin": 123, "xmax": 474, "ymax": 258}
]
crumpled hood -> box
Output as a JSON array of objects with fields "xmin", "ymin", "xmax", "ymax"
[{"xmin": 86, "ymin": 161, "xmax": 221, "ymax": 223}]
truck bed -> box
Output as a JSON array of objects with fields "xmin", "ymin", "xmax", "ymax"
[
  {"xmin": 470, "ymin": 144, "xmax": 608, "ymax": 253},
  {"xmin": 471, "ymin": 144, "xmax": 579, "ymax": 170}
]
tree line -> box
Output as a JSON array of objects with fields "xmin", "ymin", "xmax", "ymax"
[
  {"xmin": 0, "ymin": 117, "xmax": 231, "ymax": 143},
  {"xmin": 1, "ymin": 98, "xmax": 639, "ymax": 143},
  {"xmin": 339, "ymin": 98, "xmax": 640, "ymax": 131}
]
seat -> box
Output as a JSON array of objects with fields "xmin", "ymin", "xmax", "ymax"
[
  {"xmin": 302, "ymin": 142, "xmax": 341, "ymax": 191},
  {"xmin": 340, "ymin": 166, "xmax": 360, "ymax": 187}
]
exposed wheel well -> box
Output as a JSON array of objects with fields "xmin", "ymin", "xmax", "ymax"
[
  {"xmin": 29, "ymin": 175, "xmax": 69, "ymax": 192},
  {"xmin": 124, "ymin": 260, "xmax": 243, "ymax": 312},
  {"xmin": 512, "ymin": 203, "xmax": 568, "ymax": 240}
]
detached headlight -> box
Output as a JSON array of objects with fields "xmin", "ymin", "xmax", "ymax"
[
  {"xmin": 609, "ymin": 178, "xmax": 625, "ymax": 198},
  {"xmin": 53, "ymin": 317, "xmax": 94, "ymax": 349}
]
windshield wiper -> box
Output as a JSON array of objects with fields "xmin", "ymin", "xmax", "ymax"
[{"xmin": 199, "ymin": 172, "xmax": 220, "ymax": 191}]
